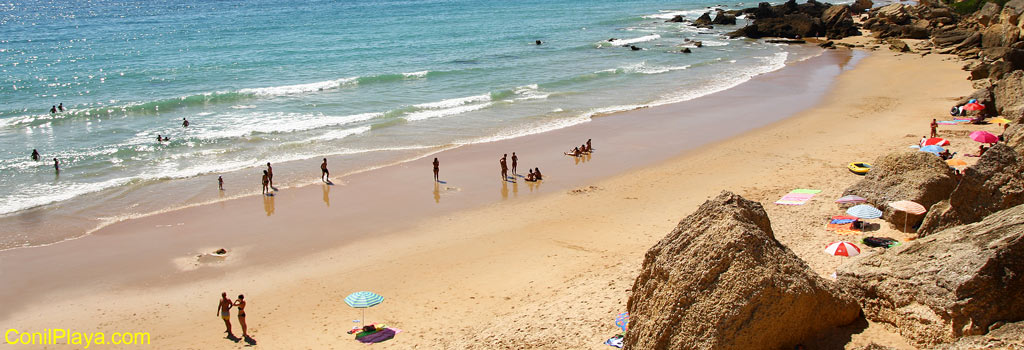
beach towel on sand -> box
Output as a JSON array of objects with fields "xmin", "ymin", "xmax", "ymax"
[
  {"xmin": 605, "ymin": 334, "xmax": 624, "ymax": 348},
  {"xmin": 775, "ymin": 189, "xmax": 822, "ymax": 205},
  {"xmin": 826, "ymin": 215, "xmax": 861, "ymax": 234}
]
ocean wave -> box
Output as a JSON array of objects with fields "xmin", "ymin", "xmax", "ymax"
[
  {"xmin": 413, "ymin": 94, "xmax": 491, "ymax": 109},
  {"xmin": 238, "ymin": 77, "xmax": 358, "ymax": 97},
  {"xmin": 598, "ymin": 34, "xmax": 661, "ymax": 48},
  {"xmin": 404, "ymin": 102, "xmax": 493, "ymax": 121},
  {"xmin": 652, "ymin": 52, "xmax": 789, "ymax": 106},
  {"xmin": 191, "ymin": 112, "xmax": 382, "ymax": 141},
  {"xmin": 0, "ymin": 177, "xmax": 135, "ymax": 216},
  {"xmin": 298, "ymin": 125, "xmax": 372, "ymax": 143}
]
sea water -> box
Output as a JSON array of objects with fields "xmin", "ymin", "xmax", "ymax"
[{"xmin": 0, "ymin": 0, "xmax": 823, "ymax": 249}]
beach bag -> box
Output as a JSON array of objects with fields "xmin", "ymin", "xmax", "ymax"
[{"xmin": 863, "ymin": 237, "xmax": 897, "ymax": 248}]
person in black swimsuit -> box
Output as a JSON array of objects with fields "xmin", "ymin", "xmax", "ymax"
[
  {"xmin": 321, "ymin": 158, "xmax": 329, "ymax": 183},
  {"xmin": 31, "ymin": 149, "xmax": 40, "ymax": 161},
  {"xmin": 234, "ymin": 294, "xmax": 248, "ymax": 338},
  {"xmin": 432, "ymin": 157, "xmax": 439, "ymax": 182}
]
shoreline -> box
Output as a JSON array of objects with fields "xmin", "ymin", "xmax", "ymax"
[{"xmin": 1, "ymin": 45, "xmax": 985, "ymax": 349}]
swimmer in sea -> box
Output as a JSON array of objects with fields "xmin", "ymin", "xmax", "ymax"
[
  {"xmin": 31, "ymin": 149, "xmax": 40, "ymax": 161},
  {"xmin": 182, "ymin": 117, "xmax": 190, "ymax": 128}
]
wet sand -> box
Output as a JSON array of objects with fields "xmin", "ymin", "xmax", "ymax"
[{"xmin": 1, "ymin": 47, "xmax": 986, "ymax": 349}]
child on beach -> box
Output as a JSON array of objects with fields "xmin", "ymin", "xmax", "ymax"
[
  {"xmin": 266, "ymin": 163, "xmax": 274, "ymax": 189},
  {"xmin": 534, "ymin": 167, "xmax": 542, "ymax": 180},
  {"xmin": 262, "ymin": 170, "xmax": 269, "ymax": 195},
  {"xmin": 432, "ymin": 158, "xmax": 439, "ymax": 182},
  {"xmin": 218, "ymin": 176, "xmax": 224, "ymax": 190}
]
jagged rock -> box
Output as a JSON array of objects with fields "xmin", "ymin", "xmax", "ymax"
[
  {"xmin": 713, "ymin": 12, "xmax": 737, "ymax": 25},
  {"xmin": 901, "ymin": 24, "xmax": 931, "ymax": 39},
  {"xmin": 971, "ymin": 61, "xmax": 992, "ymax": 80},
  {"xmin": 766, "ymin": 39, "xmax": 807, "ymax": 43},
  {"xmin": 693, "ymin": 40, "xmax": 703, "ymax": 47},
  {"xmin": 681, "ymin": 48, "xmax": 692, "ymax": 53},
  {"xmin": 978, "ymin": 1, "xmax": 1002, "ymax": 27},
  {"xmin": 822, "ymin": 5, "xmax": 860, "ymax": 39},
  {"xmin": 694, "ymin": 12, "xmax": 714, "ymax": 26},
  {"xmin": 919, "ymin": 143, "xmax": 1024, "ymax": 235},
  {"xmin": 939, "ymin": 321, "xmax": 1024, "ymax": 349},
  {"xmin": 843, "ymin": 151, "xmax": 956, "ymax": 232},
  {"xmin": 838, "ymin": 203, "xmax": 1024, "ymax": 347},
  {"xmin": 729, "ymin": 13, "xmax": 824, "ymax": 38},
  {"xmin": 1002, "ymin": 0, "xmax": 1024, "ymax": 27},
  {"xmin": 932, "ymin": 28, "xmax": 973, "ymax": 47},
  {"xmin": 994, "ymin": 70, "xmax": 1024, "ymax": 118},
  {"xmin": 929, "ymin": 7, "xmax": 953, "ymax": 20},
  {"xmin": 982, "ymin": 24, "xmax": 1021, "ymax": 48},
  {"xmin": 853, "ymin": 343, "xmax": 899, "ymax": 350},
  {"xmin": 956, "ymin": 87, "xmax": 995, "ymax": 106},
  {"xmin": 666, "ymin": 15, "xmax": 684, "ymax": 23},
  {"xmin": 623, "ymin": 191, "xmax": 860, "ymax": 350},
  {"xmin": 819, "ymin": 40, "xmax": 835, "ymax": 48},
  {"xmin": 876, "ymin": 3, "xmax": 911, "ymax": 25},
  {"xmin": 852, "ymin": 0, "xmax": 873, "ymax": 13},
  {"xmin": 889, "ymin": 38, "xmax": 911, "ymax": 52}
]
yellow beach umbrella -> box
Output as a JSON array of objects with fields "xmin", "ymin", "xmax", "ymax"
[
  {"xmin": 946, "ymin": 159, "xmax": 967, "ymax": 167},
  {"xmin": 989, "ymin": 117, "xmax": 1012, "ymax": 125}
]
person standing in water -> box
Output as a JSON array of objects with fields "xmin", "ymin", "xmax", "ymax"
[
  {"xmin": 58, "ymin": 103, "xmax": 64, "ymax": 112},
  {"xmin": 320, "ymin": 158, "xmax": 329, "ymax": 183},
  {"xmin": 234, "ymin": 295, "xmax": 248, "ymax": 339},
  {"xmin": 182, "ymin": 117, "xmax": 190, "ymax": 127},
  {"xmin": 587, "ymin": 139, "xmax": 593, "ymax": 152},
  {"xmin": 266, "ymin": 163, "xmax": 274, "ymax": 189},
  {"xmin": 218, "ymin": 176, "xmax": 224, "ymax": 190},
  {"xmin": 53, "ymin": 158, "xmax": 60, "ymax": 172},
  {"xmin": 31, "ymin": 149, "xmax": 40, "ymax": 161},
  {"xmin": 500, "ymin": 154, "xmax": 509, "ymax": 182},
  {"xmin": 217, "ymin": 292, "xmax": 234, "ymax": 338},
  {"xmin": 261, "ymin": 170, "xmax": 269, "ymax": 195},
  {"xmin": 49, "ymin": 105, "xmax": 57, "ymax": 114},
  {"xmin": 432, "ymin": 157, "xmax": 439, "ymax": 182},
  {"xmin": 511, "ymin": 152, "xmax": 518, "ymax": 175}
]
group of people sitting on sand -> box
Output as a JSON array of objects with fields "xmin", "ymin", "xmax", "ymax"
[{"xmin": 564, "ymin": 139, "xmax": 594, "ymax": 157}]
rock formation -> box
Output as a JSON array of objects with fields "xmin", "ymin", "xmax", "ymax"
[
  {"xmin": 624, "ymin": 191, "xmax": 859, "ymax": 350},
  {"xmin": 728, "ymin": 0, "xmax": 860, "ymax": 39},
  {"xmin": 838, "ymin": 203, "xmax": 1024, "ymax": 347},
  {"xmin": 938, "ymin": 321, "xmax": 1024, "ymax": 349},
  {"xmin": 843, "ymin": 151, "xmax": 956, "ymax": 232},
  {"xmin": 918, "ymin": 143, "xmax": 1024, "ymax": 235},
  {"xmin": 851, "ymin": 0, "xmax": 873, "ymax": 13}
]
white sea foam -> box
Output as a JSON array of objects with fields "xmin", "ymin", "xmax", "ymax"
[
  {"xmin": 653, "ymin": 52, "xmax": 789, "ymax": 106},
  {"xmin": 0, "ymin": 177, "xmax": 135, "ymax": 215},
  {"xmin": 413, "ymin": 94, "xmax": 491, "ymax": 109},
  {"xmin": 404, "ymin": 102, "xmax": 493, "ymax": 121},
  {"xmin": 607, "ymin": 34, "xmax": 661, "ymax": 47},
  {"xmin": 302, "ymin": 125, "xmax": 372, "ymax": 143},
  {"xmin": 192, "ymin": 112, "xmax": 381, "ymax": 140},
  {"xmin": 402, "ymin": 70, "xmax": 429, "ymax": 78},
  {"xmin": 238, "ymin": 77, "xmax": 358, "ymax": 97}
]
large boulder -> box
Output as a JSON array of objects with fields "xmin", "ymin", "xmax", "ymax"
[
  {"xmin": 981, "ymin": 23, "xmax": 1021, "ymax": 48},
  {"xmin": 694, "ymin": 12, "xmax": 714, "ymax": 26},
  {"xmin": 822, "ymin": 5, "xmax": 861, "ymax": 39},
  {"xmin": 843, "ymin": 151, "xmax": 956, "ymax": 232},
  {"xmin": 623, "ymin": 192, "xmax": 860, "ymax": 350},
  {"xmin": 994, "ymin": 70, "xmax": 1024, "ymax": 118},
  {"xmin": 919, "ymin": 143, "xmax": 1024, "ymax": 235},
  {"xmin": 932, "ymin": 28, "xmax": 974, "ymax": 47},
  {"xmin": 728, "ymin": 13, "xmax": 825, "ymax": 38},
  {"xmin": 876, "ymin": 3, "xmax": 911, "ymax": 25},
  {"xmin": 713, "ymin": 12, "xmax": 737, "ymax": 25},
  {"xmin": 837, "ymin": 203, "xmax": 1024, "ymax": 347},
  {"xmin": 1001, "ymin": 0, "xmax": 1024, "ymax": 27},
  {"xmin": 851, "ymin": 0, "xmax": 873, "ymax": 13},
  {"xmin": 977, "ymin": 1, "xmax": 1002, "ymax": 27}
]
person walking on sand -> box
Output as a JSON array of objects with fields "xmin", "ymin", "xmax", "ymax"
[
  {"xmin": 218, "ymin": 176, "xmax": 224, "ymax": 190},
  {"xmin": 266, "ymin": 163, "xmax": 274, "ymax": 189},
  {"xmin": 182, "ymin": 117, "xmax": 190, "ymax": 128},
  {"xmin": 234, "ymin": 294, "xmax": 248, "ymax": 339},
  {"xmin": 432, "ymin": 157, "xmax": 440, "ymax": 182},
  {"xmin": 500, "ymin": 154, "xmax": 510, "ymax": 182},
  {"xmin": 320, "ymin": 158, "xmax": 329, "ymax": 183},
  {"xmin": 217, "ymin": 292, "xmax": 234, "ymax": 338},
  {"xmin": 262, "ymin": 170, "xmax": 269, "ymax": 195},
  {"xmin": 930, "ymin": 119, "xmax": 938, "ymax": 138},
  {"xmin": 31, "ymin": 149, "xmax": 40, "ymax": 161},
  {"xmin": 511, "ymin": 152, "xmax": 519, "ymax": 175}
]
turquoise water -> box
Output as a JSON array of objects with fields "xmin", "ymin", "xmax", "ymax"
[{"xmin": 0, "ymin": 0, "xmax": 821, "ymax": 248}]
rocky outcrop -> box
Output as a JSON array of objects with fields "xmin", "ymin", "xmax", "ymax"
[
  {"xmin": 889, "ymin": 38, "xmax": 911, "ymax": 52},
  {"xmin": 728, "ymin": 0, "xmax": 859, "ymax": 39},
  {"xmin": 666, "ymin": 15, "xmax": 684, "ymax": 23},
  {"xmin": 919, "ymin": 143, "xmax": 1024, "ymax": 235},
  {"xmin": 694, "ymin": 12, "xmax": 714, "ymax": 27},
  {"xmin": 843, "ymin": 151, "xmax": 956, "ymax": 232},
  {"xmin": 838, "ymin": 203, "xmax": 1024, "ymax": 347},
  {"xmin": 712, "ymin": 11, "xmax": 737, "ymax": 25},
  {"xmin": 851, "ymin": 0, "xmax": 873, "ymax": 13},
  {"xmin": 994, "ymin": 70, "xmax": 1024, "ymax": 119},
  {"xmin": 938, "ymin": 321, "xmax": 1024, "ymax": 349},
  {"xmin": 624, "ymin": 191, "xmax": 859, "ymax": 350},
  {"xmin": 982, "ymin": 23, "xmax": 1021, "ymax": 48}
]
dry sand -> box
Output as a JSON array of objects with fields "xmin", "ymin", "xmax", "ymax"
[{"xmin": 1, "ymin": 47, "xmax": 998, "ymax": 349}]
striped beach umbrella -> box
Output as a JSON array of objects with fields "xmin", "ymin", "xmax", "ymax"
[
  {"xmin": 835, "ymin": 195, "xmax": 867, "ymax": 204},
  {"xmin": 846, "ymin": 204, "xmax": 882, "ymax": 219},
  {"xmin": 346, "ymin": 291, "xmax": 384, "ymax": 327},
  {"xmin": 824, "ymin": 241, "xmax": 860, "ymax": 257},
  {"xmin": 889, "ymin": 200, "xmax": 927, "ymax": 232},
  {"xmin": 923, "ymin": 137, "xmax": 950, "ymax": 146}
]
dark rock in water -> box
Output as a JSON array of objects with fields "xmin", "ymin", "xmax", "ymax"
[
  {"xmin": 838, "ymin": 203, "xmax": 1024, "ymax": 347},
  {"xmin": 919, "ymin": 142, "xmax": 1024, "ymax": 235},
  {"xmin": 624, "ymin": 191, "xmax": 860, "ymax": 350},
  {"xmin": 819, "ymin": 40, "xmax": 835, "ymax": 48},
  {"xmin": 666, "ymin": 14, "xmax": 684, "ymax": 23},
  {"xmin": 728, "ymin": 13, "xmax": 825, "ymax": 39},
  {"xmin": 729, "ymin": 0, "xmax": 856, "ymax": 39},
  {"xmin": 851, "ymin": 0, "xmax": 873, "ymax": 12},
  {"xmin": 713, "ymin": 12, "xmax": 737, "ymax": 25},
  {"xmin": 694, "ymin": 12, "xmax": 714, "ymax": 26},
  {"xmin": 629, "ymin": 45, "xmax": 641, "ymax": 51},
  {"xmin": 888, "ymin": 38, "xmax": 911, "ymax": 52},
  {"xmin": 843, "ymin": 151, "xmax": 955, "ymax": 232},
  {"xmin": 681, "ymin": 48, "xmax": 692, "ymax": 53},
  {"xmin": 693, "ymin": 41, "xmax": 703, "ymax": 47}
]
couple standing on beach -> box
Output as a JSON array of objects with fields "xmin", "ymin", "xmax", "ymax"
[{"xmin": 217, "ymin": 292, "xmax": 249, "ymax": 340}]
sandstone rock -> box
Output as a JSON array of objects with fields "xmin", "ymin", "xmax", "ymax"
[
  {"xmin": 981, "ymin": 23, "xmax": 1021, "ymax": 48},
  {"xmin": 822, "ymin": 5, "xmax": 860, "ymax": 39},
  {"xmin": 932, "ymin": 28, "xmax": 973, "ymax": 47},
  {"xmin": 929, "ymin": 7, "xmax": 953, "ymax": 20},
  {"xmin": 955, "ymin": 87, "xmax": 994, "ymax": 106},
  {"xmin": 994, "ymin": 70, "xmax": 1024, "ymax": 118},
  {"xmin": 978, "ymin": 1, "xmax": 1002, "ymax": 27},
  {"xmin": 901, "ymin": 24, "xmax": 931, "ymax": 39},
  {"xmin": 1002, "ymin": 0, "xmax": 1024, "ymax": 26},
  {"xmin": 919, "ymin": 143, "xmax": 1024, "ymax": 235},
  {"xmin": 843, "ymin": 151, "xmax": 956, "ymax": 232},
  {"xmin": 852, "ymin": 0, "xmax": 873, "ymax": 13},
  {"xmin": 852, "ymin": 343, "xmax": 899, "ymax": 350},
  {"xmin": 939, "ymin": 320, "xmax": 1024, "ymax": 349},
  {"xmin": 624, "ymin": 191, "xmax": 860, "ymax": 350},
  {"xmin": 876, "ymin": 3, "xmax": 911, "ymax": 25},
  {"xmin": 838, "ymin": 203, "xmax": 1024, "ymax": 347},
  {"xmin": 889, "ymin": 38, "xmax": 911, "ymax": 52}
]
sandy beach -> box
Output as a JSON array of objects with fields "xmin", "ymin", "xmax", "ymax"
[{"xmin": 2, "ymin": 44, "xmax": 999, "ymax": 349}]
